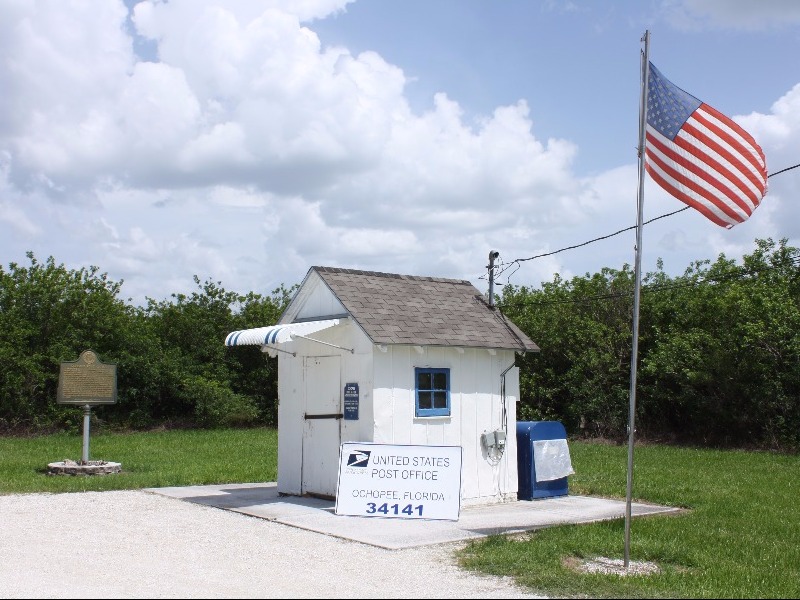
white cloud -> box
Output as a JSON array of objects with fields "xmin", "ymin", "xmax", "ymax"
[
  {"xmin": 4, "ymin": 0, "xmax": 407, "ymax": 199},
  {"xmin": 0, "ymin": 198, "xmax": 41, "ymax": 237},
  {"xmin": 0, "ymin": 0, "xmax": 798, "ymax": 306},
  {"xmin": 660, "ymin": 0, "xmax": 800, "ymax": 31},
  {"xmin": 737, "ymin": 84, "xmax": 800, "ymax": 239}
]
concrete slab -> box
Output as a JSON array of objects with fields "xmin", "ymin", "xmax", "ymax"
[{"xmin": 145, "ymin": 482, "xmax": 682, "ymax": 550}]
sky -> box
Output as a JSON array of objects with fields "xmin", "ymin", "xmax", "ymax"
[{"xmin": 1, "ymin": 0, "xmax": 799, "ymax": 307}]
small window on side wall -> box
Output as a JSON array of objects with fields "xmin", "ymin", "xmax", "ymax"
[{"xmin": 415, "ymin": 367, "xmax": 450, "ymax": 417}]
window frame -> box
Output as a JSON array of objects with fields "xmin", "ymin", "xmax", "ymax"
[{"xmin": 414, "ymin": 367, "xmax": 451, "ymax": 418}]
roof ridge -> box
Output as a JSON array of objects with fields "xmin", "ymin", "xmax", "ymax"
[{"xmin": 312, "ymin": 266, "xmax": 471, "ymax": 285}]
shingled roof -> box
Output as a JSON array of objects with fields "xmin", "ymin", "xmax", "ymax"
[{"xmin": 312, "ymin": 267, "xmax": 539, "ymax": 353}]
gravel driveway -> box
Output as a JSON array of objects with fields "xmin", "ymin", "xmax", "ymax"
[{"xmin": 0, "ymin": 490, "xmax": 545, "ymax": 598}]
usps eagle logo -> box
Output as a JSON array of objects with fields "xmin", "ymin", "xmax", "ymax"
[{"xmin": 346, "ymin": 450, "xmax": 371, "ymax": 468}]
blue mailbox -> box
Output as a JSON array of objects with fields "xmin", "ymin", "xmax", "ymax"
[{"xmin": 517, "ymin": 421, "xmax": 572, "ymax": 500}]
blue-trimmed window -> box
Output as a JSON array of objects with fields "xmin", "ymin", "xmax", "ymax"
[{"xmin": 415, "ymin": 368, "xmax": 450, "ymax": 417}]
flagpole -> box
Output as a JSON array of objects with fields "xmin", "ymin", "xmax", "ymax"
[{"xmin": 625, "ymin": 30, "xmax": 650, "ymax": 571}]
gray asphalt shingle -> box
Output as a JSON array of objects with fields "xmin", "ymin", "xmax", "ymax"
[{"xmin": 313, "ymin": 267, "xmax": 539, "ymax": 352}]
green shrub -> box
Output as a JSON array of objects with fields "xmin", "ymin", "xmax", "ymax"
[{"xmin": 183, "ymin": 376, "xmax": 259, "ymax": 428}]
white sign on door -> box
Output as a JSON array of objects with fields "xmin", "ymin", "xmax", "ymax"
[{"xmin": 335, "ymin": 443, "xmax": 462, "ymax": 521}]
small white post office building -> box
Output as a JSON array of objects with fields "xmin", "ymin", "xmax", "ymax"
[{"xmin": 225, "ymin": 267, "xmax": 539, "ymax": 506}]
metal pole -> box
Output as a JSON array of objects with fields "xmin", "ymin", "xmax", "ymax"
[
  {"xmin": 488, "ymin": 251, "xmax": 499, "ymax": 307},
  {"xmin": 625, "ymin": 30, "xmax": 651, "ymax": 570},
  {"xmin": 82, "ymin": 404, "xmax": 91, "ymax": 463}
]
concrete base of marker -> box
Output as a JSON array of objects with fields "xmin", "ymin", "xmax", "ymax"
[
  {"xmin": 567, "ymin": 556, "xmax": 661, "ymax": 576},
  {"xmin": 47, "ymin": 459, "xmax": 122, "ymax": 476}
]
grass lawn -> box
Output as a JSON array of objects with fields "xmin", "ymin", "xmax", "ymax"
[
  {"xmin": 0, "ymin": 427, "xmax": 277, "ymax": 494},
  {"xmin": 459, "ymin": 440, "xmax": 800, "ymax": 598},
  {"xmin": 1, "ymin": 430, "xmax": 797, "ymax": 597}
]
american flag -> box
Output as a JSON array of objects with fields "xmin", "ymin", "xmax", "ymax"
[{"xmin": 645, "ymin": 62, "xmax": 767, "ymax": 229}]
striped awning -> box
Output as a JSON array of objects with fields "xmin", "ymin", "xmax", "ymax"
[{"xmin": 225, "ymin": 319, "xmax": 340, "ymax": 347}]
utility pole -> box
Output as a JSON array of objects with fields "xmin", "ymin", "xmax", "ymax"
[{"xmin": 488, "ymin": 250, "xmax": 499, "ymax": 307}]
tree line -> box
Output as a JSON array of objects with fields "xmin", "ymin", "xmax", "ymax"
[
  {"xmin": 0, "ymin": 252, "xmax": 293, "ymax": 432},
  {"xmin": 501, "ymin": 238, "xmax": 800, "ymax": 451},
  {"xmin": 1, "ymin": 239, "xmax": 798, "ymax": 450}
]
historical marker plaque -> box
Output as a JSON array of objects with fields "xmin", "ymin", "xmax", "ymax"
[{"xmin": 57, "ymin": 350, "xmax": 117, "ymax": 406}]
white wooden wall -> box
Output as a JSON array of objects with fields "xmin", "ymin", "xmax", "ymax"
[
  {"xmin": 288, "ymin": 271, "xmax": 346, "ymax": 321},
  {"xmin": 277, "ymin": 349, "xmax": 303, "ymax": 495},
  {"xmin": 276, "ymin": 284, "xmax": 521, "ymax": 505},
  {"xmin": 372, "ymin": 345, "xmax": 519, "ymax": 505},
  {"xmin": 276, "ymin": 319, "xmax": 374, "ymax": 495}
]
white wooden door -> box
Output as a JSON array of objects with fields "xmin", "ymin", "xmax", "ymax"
[{"xmin": 302, "ymin": 355, "xmax": 341, "ymax": 497}]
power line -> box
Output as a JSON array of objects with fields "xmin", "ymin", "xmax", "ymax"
[
  {"xmin": 499, "ymin": 256, "xmax": 800, "ymax": 310},
  {"xmin": 769, "ymin": 163, "xmax": 800, "ymax": 178},
  {"xmin": 492, "ymin": 162, "xmax": 800, "ymax": 282},
  {"xmin": 500, "ymin": 206, "xmax": 689, "ymax": 272}
]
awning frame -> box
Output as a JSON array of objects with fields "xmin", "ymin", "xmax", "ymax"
[
  {"xmin": 291, "ymin": 335, "xmax": 354, "ymax": 354},
  {"xmin": 225, "ymin": 318, "xmax": 352, "ymax": 354}
]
